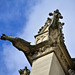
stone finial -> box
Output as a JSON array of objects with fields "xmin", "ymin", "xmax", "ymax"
[
  {"xmin": 48, "ymin": 9, "xmax": 63, "ymax": 30},
  {"xmin": 49, "ymin": 9, "xmax": 63, "ymax": 19},
  {"xmin": 19, "ymin": 66, "xmax": 30, "ymax": 75},
  {"xmin": 48, "ymin": 9, "xmax": 64, "ymax": 45}
]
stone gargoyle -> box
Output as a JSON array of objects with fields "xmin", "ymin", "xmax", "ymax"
[
  {"xmin": 0, "ymin": 34, "xmax": 48, "ymax": 55},
  {"xmin": 0, "ymin": 34, "xmax": 49, "ymax": 65},
  {"xmin": 0, "ymin": 34, "xmax": 33, "ymax": 54}
]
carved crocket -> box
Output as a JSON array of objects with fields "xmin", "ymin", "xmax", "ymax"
[{"xmin": 0, "ymin": 34, "xmax": 50, "ymax": 65}]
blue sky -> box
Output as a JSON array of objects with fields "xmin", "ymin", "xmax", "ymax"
[{"xmin": 0, "ymin": 0, "xmax": 75, "ymax": 75}]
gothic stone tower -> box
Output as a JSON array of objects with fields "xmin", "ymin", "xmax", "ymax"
[{"xmin": 0, "ymin": 9, "xmax": 75, "ymax": 75}]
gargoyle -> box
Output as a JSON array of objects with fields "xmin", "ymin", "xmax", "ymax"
[
  {"xmin": 0, "ymin": 34, "xmax": 48, "ymax": 54},
  {"xmin": 0, "ymin": 34, "xmax": 32, "ymax": 54},
  {"xmin": 0, "ymin": 34, "xmax": 49, "ymax": 65},
  {"xmin": 48, "ymin": 9, "xmax": 63, "ymax": 34}
]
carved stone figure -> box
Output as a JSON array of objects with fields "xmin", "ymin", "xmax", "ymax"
[
  {"xmin": 68, "ymin": 69, "xmax": 75, "ymax": 75},
  {"xmin": 0, "ymin": 34, "xmax": 32, "ymax": 54},
  {"xmin": 0, "ymin": 34, "xmax": 49, "ymax": 54},
  {"xmin": 48, "ymin": 9, "xmax": 63, "ymax": 33},
  {"xmin": 19, "ymin": 66, "xmax": 30, "ymax": 75}
]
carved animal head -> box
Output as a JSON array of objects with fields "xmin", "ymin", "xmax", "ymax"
[{"xmin": 0, "ymin": 34, "xmax": 7, "ymax": 40}]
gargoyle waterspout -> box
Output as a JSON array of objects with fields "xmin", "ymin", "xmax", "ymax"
[{"xmin": 0, "ymin": 34, "xmax": 32, "ymax": 54}]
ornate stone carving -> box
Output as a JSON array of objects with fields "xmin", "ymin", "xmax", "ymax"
[
  {"xmin": 19, "ymin": 66, "xmax": 30, "ymax": 75},
  {"xmin": 29, "ymin": 43, "xmax": 56, "ymax": 60},
  {"xmin": 0, "ymin": 34, "xmax": 31, "ymax": 54},
  {"xmin": 68, "ymin": 69, "xmax": 75, "ymax": 75},
  {"xmin": 48, "ymin": 9, "xmax": 64, "ymax": 45}
]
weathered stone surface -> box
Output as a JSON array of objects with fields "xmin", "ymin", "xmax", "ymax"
[
  {"xmin": 30, "ymin": 53, "xmax": 53, "ymax": 75},
  {"xmin": 49, "ymin": 52, "xmax": 65, "ymax": 75},
  {"xmin": 30, "ymin": 52, "xmax": 65, "ymax": 75}
]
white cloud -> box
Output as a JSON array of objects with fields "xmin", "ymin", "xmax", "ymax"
[{"xmin": 2, "ymin": 0, "xmax": 75, "ymax": 75}]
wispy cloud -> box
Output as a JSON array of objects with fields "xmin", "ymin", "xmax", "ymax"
[
  {"xmin": 0, "ymin": 0, "xmax": 38, "ymax": 35},
  {"xmin": 1, "ymin": 0, "xmax": 42, "ymax": 75}
]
